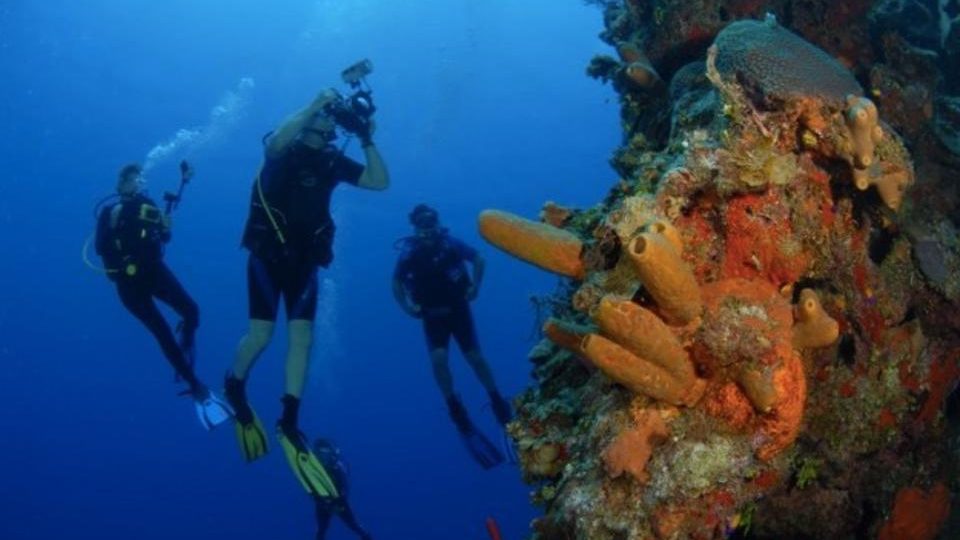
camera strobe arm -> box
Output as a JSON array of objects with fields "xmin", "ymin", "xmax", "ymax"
[{"xmin": 163, "ymin": 160, "xmax": 192, "ymax": 215}]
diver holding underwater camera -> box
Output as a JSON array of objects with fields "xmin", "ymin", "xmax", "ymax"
[
  {"xmin": 226, "ymin": 59, "xmax": 389, "ymax": 499},
  {"xmin": 93, "ymin": 160, "xmax": 233, "ymax": 431}
]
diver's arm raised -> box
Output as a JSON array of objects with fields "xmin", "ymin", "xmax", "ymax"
[
  {"xmin": 265, "ymin": 90, "xmax": 338, "ymax": 158},
  {"xmin": 357, "ymin": 143, "xmax": 389, "ymax": 191}
]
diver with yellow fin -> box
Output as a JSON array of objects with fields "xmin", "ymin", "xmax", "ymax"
[
  {"xmin": 224, "ymin": 59, "xmax": 388, "ymax": 498},
  {"xmin": 93, "ymin": 161, "xmax": 232, "ymax": 430}
]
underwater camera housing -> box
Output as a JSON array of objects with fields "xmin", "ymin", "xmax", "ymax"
[
  {"xmin": 323, "ymin": 59, "xmax": 376, "ymax": 137},
  {"xmin": 341, "ymin": 59, "xmax": 372, "ymax": 87}
]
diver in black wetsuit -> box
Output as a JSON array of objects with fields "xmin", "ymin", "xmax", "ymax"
[
  {"xmin": 95, "ymin": 162, "xmax": 230, "ymax": 429},
  {"xmin": 392, "ymin": 204, "xmax": 513, "ymax": 468},
  {"xmin": 311, "ymin": 439, "xmax": 373, "ymax": 540}
]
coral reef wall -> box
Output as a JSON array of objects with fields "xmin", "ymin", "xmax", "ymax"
[{"xmin": 486, "ymin": 1, "xmax": 960, "ymax": 538}]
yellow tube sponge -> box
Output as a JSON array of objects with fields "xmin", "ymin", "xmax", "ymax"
[
  {"xmin": 852, "ymin": 165, "xmax": 912, "ymax": 211},
  {"xmin": 737, "ymin": 367, "xmax": 777, "ymax": 413},
  {"xmin": 627, "ymin": 232, "xmax": 702, "ymax": 325},
  {"xmin": 792, "ymin": 288, "xmax": 840, "ymax": 348},
  {"xmin": 581, "ymin": 334, "xmax": 704, "ymax": 406},
  {"xmin": 845, "ymin": 95, "xmax": 884, "ymax": 169},
  {"xmin": 875, "ymin": 169, "xmax": 911, "ymax": 210},
  {"xmin": 648, "ymin": 220, "xmax": 684, "ymax": 254},
  {"xmin": 593, "ymin": 296, "xmax": 696, "ymax": 387},
  {"xmin": 478, "ymin": 209, "xmax": 585, "ymax": 279}
]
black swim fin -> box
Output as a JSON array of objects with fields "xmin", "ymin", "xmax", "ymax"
[
  {"xmin": 446, "ymin": 395, "xmax": 504, "ymax": 469},
  {"xmin": 459, "ymin": 422, "xmax": 505, "ymax": 470},
  {"xmin": 501, "ymin": 429, "xmax": 519, "ymax": 465}
]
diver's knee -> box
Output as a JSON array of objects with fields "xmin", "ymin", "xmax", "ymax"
[
  {"xmin": 429, "ymin": 348, "xmax": 449, "ymax": 365},
  {"xmin": 288, "ymin": 321, "xmax": 314, "ymax": 349},
  {"xmin": 464, "ymin": 349, "xmax": 486, "ymax": 365},
  {"xmin": 245, "ymin": 320, "xmax": 275, "ymax": 350},
  {"xmin": 184, "ymin": 300, "xmax": 200, "ymax": 329}
]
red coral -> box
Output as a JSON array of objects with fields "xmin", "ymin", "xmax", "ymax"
[
  {"xmin": 839, "ymin": 379, "xmax": 857, "ymax": 398},
  {"xmin": 877, "ymin": 408, "xmax": 897, "ymax": 429},
  {"xmin": 878, "ymin": 483, "xmax": 950, "ymax": 540},
  {"xmin": 752, "ymin": 468, "xmax": 779, "ymax": 489},
  {"xmin": 916, "ymin": 351, "xmax": 960, "ymax": 425}
]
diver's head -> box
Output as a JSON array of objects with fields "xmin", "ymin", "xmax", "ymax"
[
  {"xmin": 299, "ymin": 88, "xmax": 340, "ymax": 149},
  {"xmin": 409, "ymin": 204, "xmax": 442, "ymax": 238},
  {"xmin": 312, "ymin": 437, "xmax": 340, "ymax": 458},
  {"xmin": 116, "ymin": 163, "xmax": 144, "ymax": 196}
]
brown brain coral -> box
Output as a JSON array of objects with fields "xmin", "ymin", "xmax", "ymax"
[{"xmin": 713, "ymin": 18, "xmax": 863, "ymax": 108}]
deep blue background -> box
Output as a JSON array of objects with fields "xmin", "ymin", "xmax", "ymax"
[{"xmin": 0, "ymin": 1, "xmax": 618, "ymax": 538}]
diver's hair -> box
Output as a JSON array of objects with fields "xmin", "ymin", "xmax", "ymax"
[{"xmin": 116, "ymin": 163, "xmax": 143, "ymax": 191}]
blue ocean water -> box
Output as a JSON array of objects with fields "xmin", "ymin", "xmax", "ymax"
[{"xmin": 0, "ymin": 1, "xmax": 618, "ymax": 538}]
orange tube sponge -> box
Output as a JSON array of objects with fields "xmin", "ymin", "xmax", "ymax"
[
  {"xmin": 627, "ymin": 232, "xmax": 702, "ymax": 325},
  {"xmin": 737, "ymin": 367, "xmax": 777, "ymax": 413},
  {"xmin": 756, "ymin": 351, "xmax": 806, "ymax": 460},
  {"xmin": 479, "ymin": 209, "xmax": 585, "ymax": 279},
  {"xmin": 792, "ymin": 289, "xmax": 839, "ymax": 349},
  {"xmin": 593, "ymin": 296, "xmax": 696, "ymax": 386},
  {"xmin": 581, "ymin": 334, "xmax": 703, "ymax": 406},
  {"xmin": 647, "ymin": 220, "xmax": 683, "ymax": 254},
  {"xmin": 543, "ymin": 318, "xmax": 589, "ymax": 356}
]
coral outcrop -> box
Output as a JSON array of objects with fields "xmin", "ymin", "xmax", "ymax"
[{"xmin": 489, "ymin": 2, "xmax": 960, "ymax": 538}]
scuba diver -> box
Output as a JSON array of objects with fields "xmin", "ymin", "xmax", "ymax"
[
  {"xmin": 93, "ymin": 162, "xmax": 231, "ymax": 430},
  {"xmin": 392, "ymin": 204, "xmax": 514, "ymax": 469},
  {"xmin": 311, "ymin": 439, "xmax": 374, "ymax": 540},
  {"xmin": 224, "ymin": 67, "xmax": 389, "ymax": 499}
]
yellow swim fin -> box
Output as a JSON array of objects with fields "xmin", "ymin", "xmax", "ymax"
[
  {"xmin": 277, "ymin": 426, "xmax": 339, "ymax": 498},
  {"xmin": 235, "ymin": 409, "xmax": 269, "ymax": 463},
  {"xmin": 224, "ymin": 374, "xmax": 268, "ymax": 463}
]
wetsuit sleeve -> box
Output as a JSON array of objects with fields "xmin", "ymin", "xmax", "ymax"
[{"xmin": 332, "ymin": 153, "xmax": 364, "ymax": 186}]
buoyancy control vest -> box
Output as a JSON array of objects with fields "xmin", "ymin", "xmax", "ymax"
[
  {"xmin": 396, "ymin": 234, "xmax": 472, "ymax": 307},
  {"xmin": 95, "ymin": 193, "xmax": 169, "ymax": 277},
  {"xmin": 242, "ymin": 144, "xmax": 362, "ymax": 267}
]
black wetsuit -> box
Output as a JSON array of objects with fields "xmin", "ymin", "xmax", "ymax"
[
  {"xmin": 314, "ymin": 449, "xmax": 371, "ymax": 540},
  {"xmin": 394, "ymin": 233, "xmax": 479, "ymax": 352},
  {"xmin": 241, "ymin": 143, "xmax": 363, "ymax": 321},
  {"xmin": 95, "ymin": 193, "xmax": 199, "ymax": 386}
]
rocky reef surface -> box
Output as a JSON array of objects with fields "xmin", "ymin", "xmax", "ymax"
[{"xmin": 483, "ymin": 1, "xmax": 960, "ymax": 538}]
